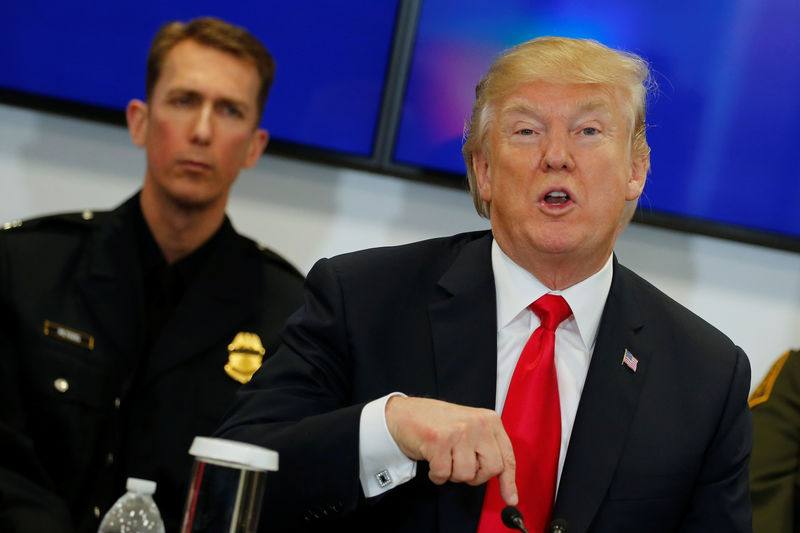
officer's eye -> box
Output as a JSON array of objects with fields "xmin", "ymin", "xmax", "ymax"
[
  {"xmin": 218, "ymin": 102, "xmax": 244, "ymax": 118},
  {"xmin": 171, "ymin": 93, "xmax": 198, "ymax": 107}
]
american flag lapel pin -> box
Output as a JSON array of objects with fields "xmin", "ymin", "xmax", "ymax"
[{"xmin": 621, "ymin": 349, "xmax": 638, "ymax": 372}]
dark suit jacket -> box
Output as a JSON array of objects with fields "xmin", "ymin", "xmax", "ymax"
[
  {"xmin": 216, "ymin": 230, "xmax": 752, "ymax": 532},
  {"xmin": 0, "ymin": 195, "xmax": 305, "ymax": 533}
]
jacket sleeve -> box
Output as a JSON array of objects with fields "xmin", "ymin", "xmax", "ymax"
[
  {"xmin": 679, "ymin": 345, "xmax": 754, "ymax": 532},
  {"xmin": 749, "ymin": 351, "xmax": 800, "ymax": 533},
  {"xmin": 214, "ymin": 257, "xmax": 366, "ymax": 529},
  {"xmin": 0, "ymin": 255, "xmax": 76, "ymax": 533}
]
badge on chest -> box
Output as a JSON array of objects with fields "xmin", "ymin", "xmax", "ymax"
[{"xmin": 225, "ymin": 332, "xmax": 266, "ymax": 384}]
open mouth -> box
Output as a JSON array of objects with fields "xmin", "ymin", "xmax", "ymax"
[{"xmin": 544, "ymin": 191, "xmax": 570, "ymax": 205}]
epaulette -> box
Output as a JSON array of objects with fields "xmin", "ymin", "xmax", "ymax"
[
  {"xmin": 1, "ymin": 209, "xmax": 103, "ymax": 233},
  {"xmin": 749, "ymin": 350, "xmax": 793, "ymax": 408}
]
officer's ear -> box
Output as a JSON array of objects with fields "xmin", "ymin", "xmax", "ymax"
[{"xmin": 126, "ymin": 99, "xmax": 148, "ymax": 148}]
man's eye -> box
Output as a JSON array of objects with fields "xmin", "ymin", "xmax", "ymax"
[
  {"xmin": 581, "ymin": 127, "xmax": 599, "ymax": 135},
  {"xmin": 220, "ymin": 104, "xmax": 243, "ymax": 117},
  {"xmin": 516, "ymin": 128, "xmax": 534, "ymax": 135},
  {"xmin": 173, "ymin": 95, "xmax": 193, "ymax": 105}
]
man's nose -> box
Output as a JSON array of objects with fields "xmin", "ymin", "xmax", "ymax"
[
  {"xmin": 539, "ymin": 129, "xmax": 575, "ymax": 171},
  {"xmin": 190, "ymin": 104, "xmax": 213, "ymax": 145}
]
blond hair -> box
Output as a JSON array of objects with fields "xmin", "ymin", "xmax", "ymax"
[{"xmin": 463, "ymin": 36, "xmax": 653, "ymax": 218}]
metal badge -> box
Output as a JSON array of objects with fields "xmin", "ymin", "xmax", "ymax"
[
  {"xmin": 224, "ymin": 332, "xmax": 266, "ymax": 384},
  {"xmin": 43, "ymin": 320, "xmax": 95, "ymax": 350}
]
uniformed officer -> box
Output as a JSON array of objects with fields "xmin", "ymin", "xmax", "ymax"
[
  {"xmin": 750, "ymin": 349, "xmax": 800, "ymax": 533},
  {"xmin": 0, "ymin": 18, "xmax": 304, "ymax": 533}
]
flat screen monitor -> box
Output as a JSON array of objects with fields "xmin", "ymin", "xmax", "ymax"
[
  {"xmin": 393, "ymin": 0, "xmax": 800, "ymax": 248},
  {"xmin": 2, "ymin": 1, "xmax": 399, "ymax": 157}
]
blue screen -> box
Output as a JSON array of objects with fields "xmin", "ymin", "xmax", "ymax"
[
  {"xmin": 393, "ymin": 0, "xmax": 800, "ymax": 240},
  {"xmin": 2, "ymin": 1, "xmax": 399, "ymax": 156}
]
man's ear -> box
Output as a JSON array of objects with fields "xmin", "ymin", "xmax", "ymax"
[
  {"xmin": 243, "ymin": 128, "xmax": 269, "ymax": 169},
  {"xmin": 625, "ymin": 153, "xmax": 648, "ymax": 201},
  {"xmin": 126, "ymin": 99, "xmax": 148, "ymax": 147},
  {"xmin": 473, "ymin": 150, "xmax": 492, "ymax": 203}
]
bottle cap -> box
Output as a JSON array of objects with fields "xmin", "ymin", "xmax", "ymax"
[
  {"xmin": 188, "ymin": 437, "xmax": 278, "ymax": 472},
  {"xmin": 126, "ymin": 477, "xmax": 157, "ymax": 495}
]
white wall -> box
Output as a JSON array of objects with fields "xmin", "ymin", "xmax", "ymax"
[{"xmin": 2, "ymin": 103, "xmax": 798, "ymax": 392}]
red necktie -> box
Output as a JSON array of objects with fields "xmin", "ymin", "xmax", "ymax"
[{"xmin": 477, "ymin": 294, "xmax": 573, "ymax": 533}]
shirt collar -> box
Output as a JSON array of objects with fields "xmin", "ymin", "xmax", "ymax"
[
  {"xmin": 491, "ymin": 240, "xmax": 613, "ymax": 351},
  {"xmin": 131, "ymin": 194, "xmax": 230, "ymax": 283}
]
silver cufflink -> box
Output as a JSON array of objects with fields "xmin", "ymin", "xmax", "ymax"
[{"xmin": 376, "ymin": 469, "xmax": 392, "ymax": 488}]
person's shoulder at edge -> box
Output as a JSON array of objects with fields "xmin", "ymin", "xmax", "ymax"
[
  {"xmin": 316, "ymin": 229, "xmax": 492, "ymax": 272},
  {"xmin": 0, "ymin": 208, "xmax": 110, "ymax": 236},
  {"xmin": 750, "ymin": 349, "xmax": 800, "ymax": 409},
  {"xmin": 235, "ymin": 231, "xmax": 305, "ymax": 282},
  {"xmin": 613, "ymin": 260, "xmax": 743, "ymax": 358}
]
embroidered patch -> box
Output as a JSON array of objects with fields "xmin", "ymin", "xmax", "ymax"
[{"xmin": 749, "ymin": 351, "xmax": 792, "ymax": 408}]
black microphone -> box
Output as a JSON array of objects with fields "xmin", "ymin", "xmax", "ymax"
[
  {"xmin": 501, "ymin": 506, "xmax": 529, "ymax": 533},
  {"xmin": 550, "ymin": 518, "xmax": 568, "ymax": 532}
]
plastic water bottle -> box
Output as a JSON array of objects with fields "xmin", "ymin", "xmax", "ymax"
[{"xmin": 97, "ymin": 477, "xmax": 166, "ymax": 533}]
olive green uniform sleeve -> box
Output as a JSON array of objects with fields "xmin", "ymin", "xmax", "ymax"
[{"xmin": 750, "ymin": 350, "xmax": 800, "ymax": 533}]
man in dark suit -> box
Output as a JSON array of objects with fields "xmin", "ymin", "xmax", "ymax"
[
  {"xmin": 215, "ymin": 37, "xmax": 752, "ymax": 532},
  {"xmin": 0, "ymin": 18, "xmax": 304, "ymax": 533}
]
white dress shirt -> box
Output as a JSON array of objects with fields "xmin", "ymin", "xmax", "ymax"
[{"xmin": 359, "ymin": 240, "xmax": 613, "ymax": 497}]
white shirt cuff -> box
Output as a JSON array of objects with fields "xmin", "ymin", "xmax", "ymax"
[{"xmin": 358, "ymin": 392, "xmax": 417, "ymax": 498}]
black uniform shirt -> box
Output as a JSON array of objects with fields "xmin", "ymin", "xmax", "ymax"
[
  {"xmin": 133, "ymin": 206, "xmax": 225, "ymax": 353},
  {"xmin": 0, "ymin": 194, "xmax": 305, "ymax": 533}
]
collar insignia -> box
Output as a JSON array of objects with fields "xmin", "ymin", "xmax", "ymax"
[
  {"xmin": 225, "ymin": 332, "xmax": 266, "ymax": 384},
  {"xmin": 750, "ymin": 351, "xmax": 791, "ymax": 408}
]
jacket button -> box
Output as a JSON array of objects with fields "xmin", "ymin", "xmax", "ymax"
[
  {"xmin": 114, "ymin": 397, "xmax": 121, "ymax": 408},
  {"xmin": 106, "ymin": 452, "xmax": 114, "ymax": 465},
  {"xmin": 93, "ymin": 506, "xmax": 100, "ymax": 518},
  {"xmin": 54, "ymin": 378, "xmax": 69, "ymax": 393}
]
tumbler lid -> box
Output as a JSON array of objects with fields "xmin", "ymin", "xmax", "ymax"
[
  {"xmin": 126, "ymin": 477, "xmax": 157, "ymax": 494},
  {"xmin": 188, "ymin": 437, "xmax": 278, "ymax": 471}
]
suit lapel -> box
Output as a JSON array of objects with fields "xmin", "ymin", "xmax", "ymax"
[
  {"xmin": 428, "ymin": 232, "xmax": 497, "ymax": 533},
  {"xmin": 143, "ymin": 224, "xmax": 256, "ymax": 383},
  {"xmin": 553, "ymin": 259, "xmax": 650, "ymax": 532}
]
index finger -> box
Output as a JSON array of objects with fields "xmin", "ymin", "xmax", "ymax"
[{"xmin": 495, "ymin": 422, "xmax": 518, "ymax": 506}]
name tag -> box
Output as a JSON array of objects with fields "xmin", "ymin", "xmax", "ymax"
[{"xmin": 43, "ymin": 320, "xmax": 95, "ymax": 350}]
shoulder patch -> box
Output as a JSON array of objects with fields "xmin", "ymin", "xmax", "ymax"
[{"xmin": 749, "ymin": 351, "xmax": 792, "ymax": 408}]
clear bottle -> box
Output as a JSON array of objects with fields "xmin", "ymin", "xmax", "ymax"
[{"xmin": 97, "ymin": 477, "xmax": 166, "ymax": 533}]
